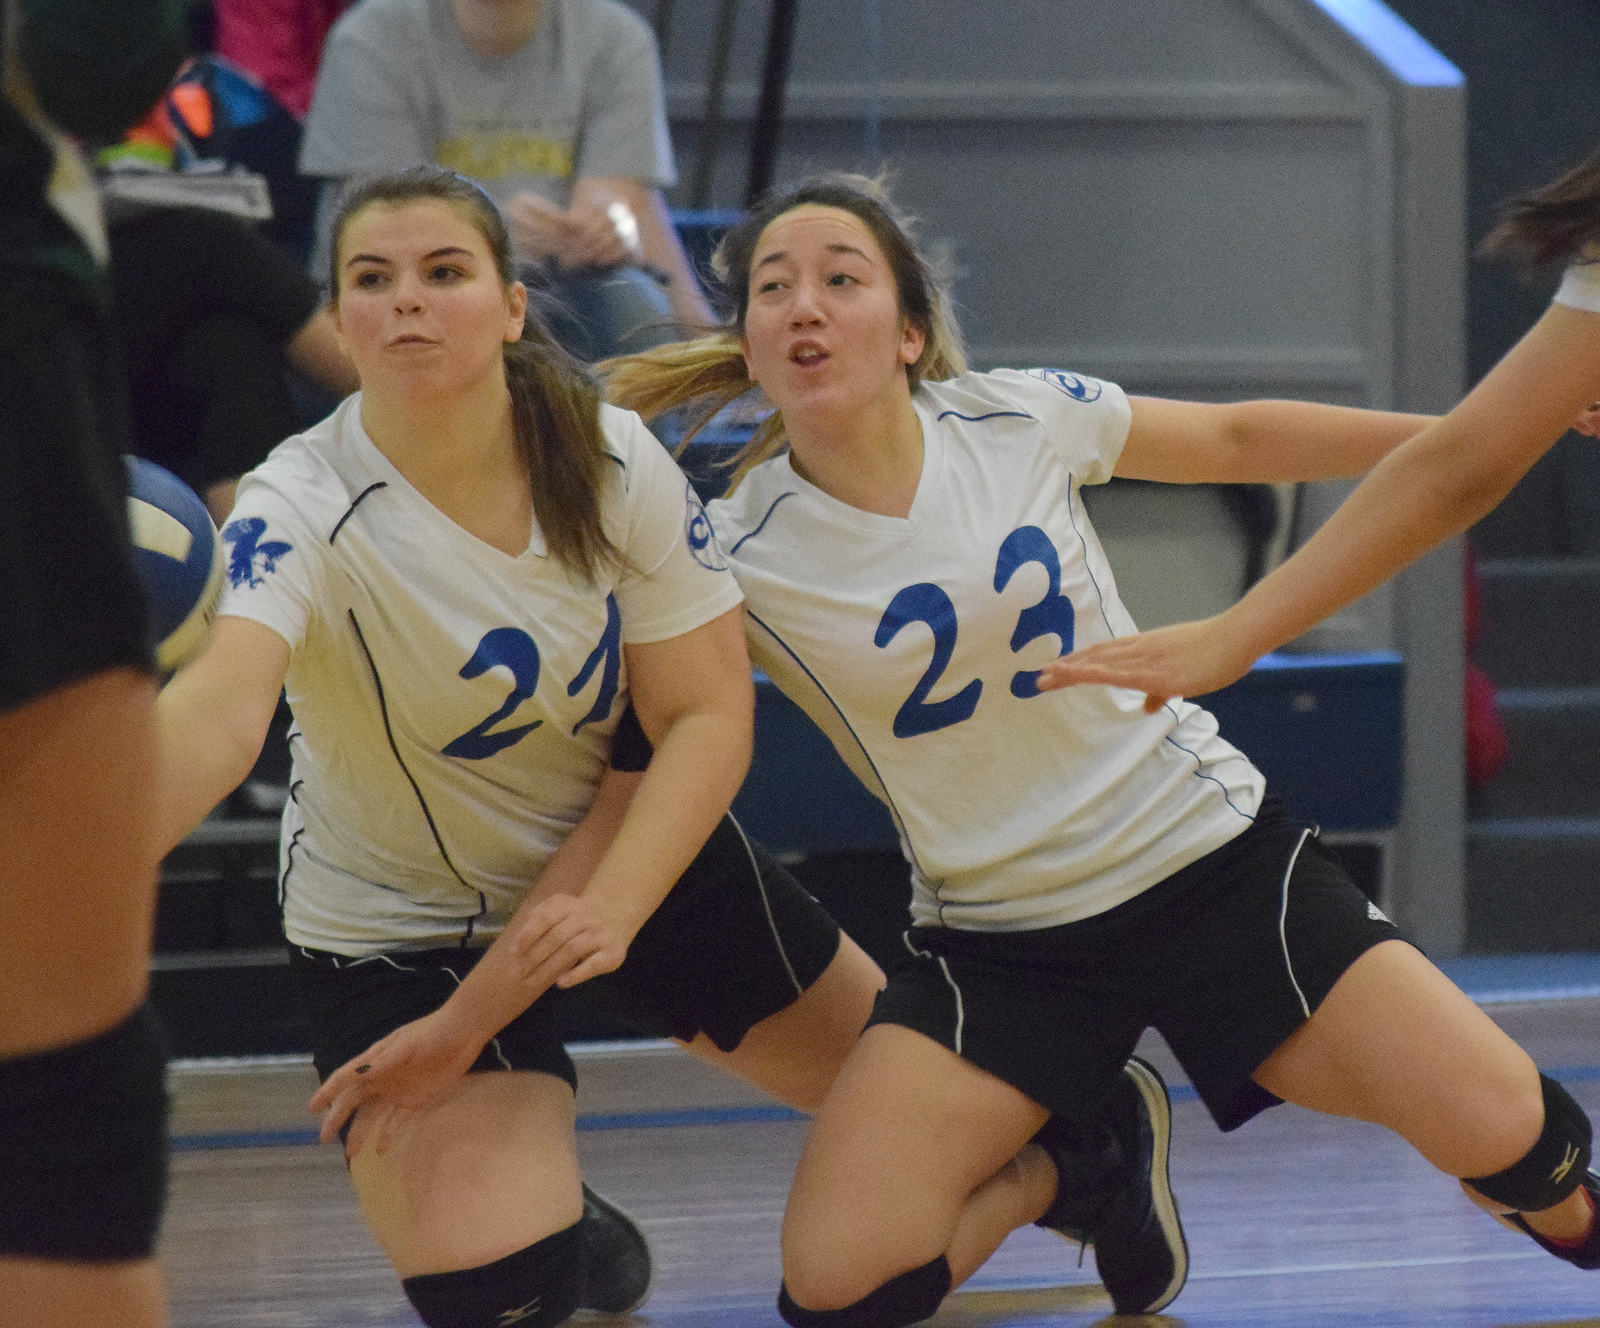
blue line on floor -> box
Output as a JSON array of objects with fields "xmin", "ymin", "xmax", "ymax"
[
  {"xmin": 576, "ymin": 1104, "xmax": 806, "ymax": 1131},
  {"xmin": 1438, "ymin": 952, "xmax": 1600, "ymax": 1003},
  {"xmin": 172, "ymin": 1129, "xmax": 321, "ymax": 1151},
  {"xmin": 170, "ymin": 1103, "xmax": 810, "ymax": 1151},
  {"xmin": 1547, "ymin": 1064, "xmax": 1600, "ymax": 1082},
  {"xmin": 165, "ymin": 1066, "xmax": 1600, "ymax": 1152}
]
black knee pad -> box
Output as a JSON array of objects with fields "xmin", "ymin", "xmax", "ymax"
[
  {"xmin": 1466, "ymin": 1074, "xmax": 1593, "ymax": 1212},
  {"xmin": 0, "ymin": 1002, "xmax": 169, "ymax": 1259},
  {"xmin": 402, "ymin": 1220, "xmax": 585, "ymax": 1328},
  {"xmin": 778, "ymin": 1255, "xmax": 952, "ymax": 1328}
]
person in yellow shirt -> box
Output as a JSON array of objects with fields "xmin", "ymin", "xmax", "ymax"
[{"xmin": 301, "ymin": 0, "xmax": 713, "ymax": 361}]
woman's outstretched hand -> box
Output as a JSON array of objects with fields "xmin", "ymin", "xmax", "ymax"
[
  {"xmin": 1036, "ymin": 616, "xmax": 1260, "ymax": 712},
  {"xmin": 308, "ymin": 1007, "xmax": 484, "ymax": 1152}
]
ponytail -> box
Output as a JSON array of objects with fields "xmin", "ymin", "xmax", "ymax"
[
  {"xmin": 1481, "ymin": 142, "xmax": 1600, "ymax": 268},
  {"xmin": 602, "ymin": 336, "xmax": 788, "ymax": 491},
  {"xmin": 504, "ymin": 329, "xmax": 623, "ymax": 581}
]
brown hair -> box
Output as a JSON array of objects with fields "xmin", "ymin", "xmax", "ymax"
[
  {"xmin": 1480, "ymin": 142, "xmax": 1600, "ymax": 268},
  {"xmin": 329, "ymin": 167, "xmax": 621, "ymax": 579},
  {"xmin": 602, "ymin": 172, "xmax": 965, "ymax": 491}
]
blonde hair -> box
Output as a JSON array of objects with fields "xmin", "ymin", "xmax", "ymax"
[
  {"xmin": 602, "ymin": 173, "xmax": 965, "ymax": 492},
  {"xmin": 330, "ymin": 167, "xmax": 622, "ymax": 579}
]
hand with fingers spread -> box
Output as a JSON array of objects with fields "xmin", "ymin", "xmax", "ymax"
[
  {"xmin": 308, "ymin": 1004, "xmax": 487, "ymax": 1151},
  {"xmin": 504, "ymin": 890, "xmax": 640, "ymax": 993},
  {"xmin": 1036, "ymin": 615, "xmax": 1260, "ymax": 713}
]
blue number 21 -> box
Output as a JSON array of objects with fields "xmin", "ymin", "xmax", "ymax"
[
  {"xmin": 442, "ymin": 599, "xmax": 622, "ymax": 760},
  {"xmin": 874, "ymin": 525, "xmax": 1074, "ymax": 738}
]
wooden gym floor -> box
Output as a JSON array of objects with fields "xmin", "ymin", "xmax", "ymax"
[{"xmin": 160, "ymin": 980, "xmax": 1600, "ymax": 1327}]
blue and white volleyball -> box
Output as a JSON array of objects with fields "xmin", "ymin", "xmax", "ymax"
[{"xmin": 125, "ymin": 457, "xmax": 226, "ymax": 674}]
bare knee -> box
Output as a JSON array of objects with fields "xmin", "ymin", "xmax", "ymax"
[
  {"xmin": 782, "ymin": 1211, "xmax": 945, "ymax": 1311},
  {"xmin": 348, "ymin": 1072, "xmax": 582, "ymax": 1276},
  {"xmin": 781, "ymin": 1261, "xmax": 874, "ymax": 1315},
  {"xmin": 1443, "ymin": 1060, "xmax": 1545, "ymax": 1179},
  {"xmin": 1461, "ymin": 1074, "xmax": 1593, "ymax": 1214},
  {"xmin": 1379, "ymin": 1048, "xmax": 1543, "ymax": 1181},
  {"xmin": 779, "ymin": 1256, "xmax": 951, "ymax": 1328},
  {"xmin": 781, "ymin": 1178, "xmax": 953, "ymax": 1312}
]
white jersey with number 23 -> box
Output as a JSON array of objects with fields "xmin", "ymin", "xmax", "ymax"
[{"xmin": 708, "ymin": 368, "xmax": 1264, "ymax": 933}]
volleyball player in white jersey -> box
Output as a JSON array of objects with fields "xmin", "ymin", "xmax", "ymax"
[
  {"xmin": 1044, "ymin": 142, "xmax": 1600, "ymax": 728},
  {"xmin": 150, "ymin": 166, "xmax": 899, "ymax": 1328},
  {"xmin": 603, "ymin": 173, "xmax": 1600, "ymax": 1325}
]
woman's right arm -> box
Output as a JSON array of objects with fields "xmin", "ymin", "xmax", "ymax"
[
  {"xmin": 307, "ymin": 761, "xmax": 646, "ymax": 1149},
  {"xmin": 154, "ymin": 615, "xmax": 290, "ymax": 857},
  {"xmin": 1040, "ymin": 300, "xmax": 1600, "ymax": 707}
]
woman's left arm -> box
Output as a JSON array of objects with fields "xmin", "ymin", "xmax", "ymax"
[
  {"xmin": 1115, "ymin": 396, "xmax": 1436, "ymax": 485},
  {"xmin": 506, "ymin": 605, "xmax": 753, "ymax": 989},
  {"xmin": 309, "ymin": 618, "xmax": 750, "ymax": 1150}
]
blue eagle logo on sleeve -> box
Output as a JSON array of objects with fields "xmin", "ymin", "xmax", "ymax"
[
  {"xmin": 222, "ymin": 517, "xmax": 294, "ymax": 589},
  {"xmin": 1027, "ymin": 368, "xmax": 1104, "ymax": 403}
]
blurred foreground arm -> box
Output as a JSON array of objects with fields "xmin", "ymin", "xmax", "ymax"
[{"xmin": 1043, "ymin": 302, "xmax": 1600, "ymax": 709}]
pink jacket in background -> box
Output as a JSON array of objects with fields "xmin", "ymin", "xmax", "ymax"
[{"xmin": 214, "ymin": 0, "xmax": 350, "ymax": 119}]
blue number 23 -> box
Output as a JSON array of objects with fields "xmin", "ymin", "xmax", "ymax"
[{"xmin": 874, "ymin": 525, "xmax": 1074, "ymax": 738}]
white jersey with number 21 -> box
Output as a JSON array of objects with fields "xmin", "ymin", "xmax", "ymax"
[{"xmin": 217, "ymin": 395, "xmax": 743, "ymax": 955}]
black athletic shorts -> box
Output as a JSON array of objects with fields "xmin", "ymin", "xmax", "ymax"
[
  {"xmin": 867, "ymin": 796, "xmax": 1407, "ymax": 1132},
  {"xmin": 291, "ymin": 813, "xmax": 842, "ymax": 1088},
  {"xmin": 0, "ymin": 267, "xmax": 150, "ymax": 711}
]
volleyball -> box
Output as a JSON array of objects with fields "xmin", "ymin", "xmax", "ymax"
[{"xmin": 125, "ymin": 456, "xmax": 226, "ymax": 674}]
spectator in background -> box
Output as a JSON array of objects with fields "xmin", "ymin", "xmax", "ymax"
[
  {"xmin": 213, "ymin": 0, "xmax": 351, "ymax": 121},
  {"xmin": 170, "ymin": 1, "xmax": 338, "ymax": 262},
  {"xmin": 91, "ymin": 40, "xmax": 362, "ymax": 527},
  {"xmin": 300, "ymin": 0, "xmax": 715, "ymax": 362},
  {"xmin": 100, "ymin": 3, "xmax": 335, "ymax": 264},
  {"xmin": 107, "ymin": 203, "xmax": 359, "ymax": 525}
]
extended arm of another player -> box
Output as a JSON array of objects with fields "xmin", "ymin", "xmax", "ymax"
[
  {"xmin": 1042, "ymin": 301, "xmax": 1600, "ymax": 707},
  {"xmin": 153, "ymin": 615, "xmax": 290, "ymax": 856}
]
